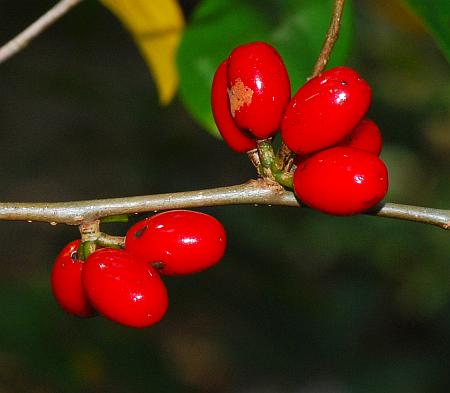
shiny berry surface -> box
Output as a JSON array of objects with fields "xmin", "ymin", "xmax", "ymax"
[
  {"xmin": 339, "ymin": 118, "xmax": 382, "ymax": 156},
  {"xmin": 282, "ymin": 66, "xmax": 371, "ymax": 155},
  {"xmin": 293, "ymin": 147, "xmax": 388, "ymax": 215},
  {"xmin": 51, "ymin": 240, "xmax": 95, "ymax": 318},
  {"xmin": 211, "ymin": 60, "xmax": 257, "ymax": 153},
  {"xmin": 82, "ymin": 248, "xmax": 168, "ymax": 328},
  {"xmin": 227, "ymin": 41, "xmax": 291, "ymax": 139},
  {"xmin": 125, "ymin": 210, "xmax": 227, "ymax": 276}
]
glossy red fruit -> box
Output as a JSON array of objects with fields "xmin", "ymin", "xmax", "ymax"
[
  {"xmin": 82, "ymin": 248, "xmax": 168, "ymax": 328},
  {"xmin": 211, "ymin": 60, "xmax": 257, "ymax": 153},
  {"xmin": 51, "ymin": 240, "xmax": 95, "ymax": 318},
  {"xmin": 293, "ymin": 147, "xmax": 388, "ymax": 215},
  {"xmin": 125, "ymin": 210, "xmax": 226, "ymax": 276},
  {"xmin": 282, "ymin": 66, "xmax": 371, "ymax": 155},
  {"xmin": 339, "ymin": 118, "xmax": 382, "ymax": 156},
  {"xmin": 227, "ymin": 41, "xmax": 291, "ymax": 139}
]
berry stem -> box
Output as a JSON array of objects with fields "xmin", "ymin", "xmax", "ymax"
[
  {"xmin": 78, "ymin": 220, "xmax": 100, "ymax": 259},
  {"xmin": 100, "ymin": 214, "xmax": 129, "ymax": 223},
  {"xmin": 256, "ymin": 139, "xmax": 276, "ymax": 179},
  {"xmin": 97, "ymin": 234, "xmax": 125, "ymax": 249},
  {"xmin": 81, "ymin": 241, "xmax": 96, "ymax": 260},
  {"xmin": 274, "ymin": 143, "xmax": 295, "ymax": 172},
  {"xmin": 246, "ymin": 148, "xmax": 263, "ymax": 177},
  {"xmin": 271, "ymin": 167, "xmax": 294, "ymax": 189},
  {"xmin": 79, "ymin": 220, "xmax": 100, "ymax": 242},
  {"xmin": 285, "ymin": 157, "xmax": 295, "ymax": 172},
  {"xmin": 77, "ymin": 243, "xmax": 85, "ymax": 261}
]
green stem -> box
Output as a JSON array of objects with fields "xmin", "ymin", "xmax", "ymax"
[
  {"xmin": 77, "ymin": 242, "xmax": 85, "ymax": 261},
  {"xmin": 81, "ymin": 241, "xmax": 96, "ymax": 260},
  {"xmin": 100, "ymin": 214, "xmax": 129, "ymax": 223},
  {"xmin": 271, "ymin": 164, "xmax": 294, "ymax": 189},
  {"xmin": 257, "ymin": 139, "xmax": 275, "ymax": 169},
  {"xmin": 96, "ymin": 233, "xmax": 125, "ymax": 249},
  {"xmin": 77, "ymin": 240, "xmax": 96, "ymax": 260},
  {"xmin": 256, "ymin": 139, "xmax": 276, "ymax": 179}
]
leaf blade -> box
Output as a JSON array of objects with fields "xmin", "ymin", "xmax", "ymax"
[
  {"xmin": 402, "ymin": 0, "xmax": 450, "ymax": 61},
  {"xmin": 101, "ymin": 0, "xmax": 185, "ymax": 104}
]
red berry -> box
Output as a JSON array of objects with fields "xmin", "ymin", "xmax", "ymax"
[
  {"xmin": 51, "ymin": 240, "xmax": 95, "ymax": 318},
  {"xmin": 227, "ymin": 41, "xmax": 291, "ymax": 139},
  {"xmin": 82, "ymin": 248, "xmax": 168, "ymax": 328},
  {"xmin": 282, "ymin": 66, "xmax": 371, "ymax": 155},
  {"xmin": 293, "ymin": 147, "xmax": 388, "ymax": 215},
  {"xmin": 125, "ymin": 210, "xmax": 226, "ymax": 276},
  {"xmin": 211, "ymin": 60, "xmax": 257, "ymax": 153},
  {"xmin": 339, "ymin": 118, "xmax": 382, "ymax": 156}
]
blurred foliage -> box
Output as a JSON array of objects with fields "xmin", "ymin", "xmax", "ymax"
[
  {"xmin": 100, "ymin": 0, "xmax": 185, "ymax": 104},
  {"xmin": 402, "ymin": 0, "xmax": 450, "ymax": 61},
  {"xmin": 0, "ymin": 0, "xmax": 449, "ymax": 392}
]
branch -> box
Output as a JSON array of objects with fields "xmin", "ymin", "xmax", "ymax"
[
  {"xmin": 312, "ymin": 0, "xmax": 346, "ymax": 77},
  {"xmin": 0, "ymin": 0, "xmax": 84, "ymax": 64},
  {"xmin": 0, "ymin": 179, "xmax": 447, "ymax": 230},
  {"xmin": 368, "ymin": 203, "xmax": 450, "ymax": 230},
  {"xmin": 0, "ymin": 180, "xmax": 293, "ymax": 225},
  {"xmin": 277, "ymin": 0, "xmax": 347, "ymax": 169}
]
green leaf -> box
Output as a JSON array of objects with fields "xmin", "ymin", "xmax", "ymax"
[
  {"xmin": 402, "ymin": 0, "xmax": 450, "ymax": 61},
  {"xmin": 177, "ymin": 0, "xmax": 353, "ymax": 138}
]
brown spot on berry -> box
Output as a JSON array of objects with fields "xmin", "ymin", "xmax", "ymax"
[
  {"xmin": 151, "ymin": 261, "xmax": 165, "ymax": 270},
  {"xmin": 228, "ymin": 78, "xmax": 253, "ymax": 117},
  {"xmin": 134, "ymin": 225, "xmax": 148, "ymax": 238}
]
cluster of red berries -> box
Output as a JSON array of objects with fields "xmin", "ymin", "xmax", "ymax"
[
  {"xmin": 212, "ymin": 41, "xmax": 388, "ymax": 215},
  {"xmin": 51, "ymin": 210, "xmax": 226, "ymax": 328}
]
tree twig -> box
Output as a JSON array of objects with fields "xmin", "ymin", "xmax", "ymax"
[
  {"xmin": 312, "ymin": 0, "xmax": 346, "ymax": 77},
  {"xmin": 277, "ymin": 0, "xmax": 347, "ymax": 171},
  {"xmin": 0, "ymin": 0, "xmax": 84, "ymax": 64},
  {"xmin": 0, "ymin": 179, "xmax": 447, "ymax": 230}
]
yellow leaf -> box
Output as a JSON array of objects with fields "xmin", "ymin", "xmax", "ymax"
[{"xmin": 101, "ymin": 0, "xmax": 185, "ymax": 105}]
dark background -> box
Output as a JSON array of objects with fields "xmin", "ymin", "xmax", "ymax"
[{"xmin": 0, "ymin": 0, "xmax": 449, "ymax": 392}]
